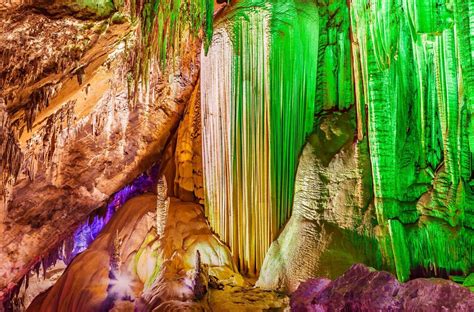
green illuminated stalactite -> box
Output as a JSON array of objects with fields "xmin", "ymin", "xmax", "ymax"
[
  {"xmin": 457, "ymin": 0, "xmax": 474, "ymax": 225},
  {"xmin": 410, "ymin": 35, "xmax": 443, "ymax": 173},
  {"xmin": 315, "ymin": 1, "xmax": 354, "ymax": 112},
  {"xmin": 363, "ymin": 0, "xmax": 412, "ymax": 279},
  {"xmin": 269, "ymin": 0, "xmax": 319, "ymax": 229},
  {"xmin": 435, "ymin": 30, "xmax": 461, "ymax": 188},
  {"xmin": 354, "ymin": 0, "xmax": 400, "ymax": 219},
  {"xmin": 453, "ymin": 0, "xmax": 474, "ymax": 181},
  {"xmin": 454, "ymin": 0, "xmax": 474, "ymax": 174},
  {"xmin": 201, "ymin": 0, "xmax": 319, "ymax": 275},
  {"xmin": 130, "ymin": 0, "xmax": 213, "ymax": 87},
  {"xmin": 349, "ymin": 2, "xmax": 368, "ymax": 140},
  {"xmin": 204, "ymin": 0, "xmax": 214, "ymax": 51},
  {"xmin": 351, "ymin": 0, "xmax": 473, "ymax": 281}
]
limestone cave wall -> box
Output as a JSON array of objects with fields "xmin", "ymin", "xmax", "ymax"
[{"xmin": 0, "ymin": 0, "xmax": 203, "ymax": 301}]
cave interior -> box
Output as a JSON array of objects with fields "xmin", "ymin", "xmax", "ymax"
[{"xmin": 0, "ymin": 0, "xmax": 474, "ymax": 311}]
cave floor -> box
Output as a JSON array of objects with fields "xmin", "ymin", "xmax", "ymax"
[{"xmin": 25, "ymin": 193, "xmax": 289, "ymax": 311}]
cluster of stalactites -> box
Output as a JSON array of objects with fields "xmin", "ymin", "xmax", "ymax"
[
  {"xmin": 0, "ymin": 97, "xmax": 76, "ymax": 210},
  {"xmin": 315, "ymin": 0, "xmax": 354, "ymax": 113},
  {"xmin": 201, "ymin": 0, "xmax": 319, "ymax": 275},
  {"xmin": 0, "ymin": 0, "xmax": 213, "ymax": 202},
  {"xmin": 0, "ymin": 100, "xmax": 21, "ymax": 201},
  {"xmin": 126, "ymin": 0, "xmax": 214, "ymax": 91},
  {"xmin": 349, "ymin": 0, "xmax": 473, "ymax": 281}
]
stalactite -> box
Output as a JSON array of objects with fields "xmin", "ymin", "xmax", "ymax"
[
  {"xmin": 453, "ymin": 0, "xmax": 474, "ymax": 172},
  {"xmin": 350, "ymin": 0, "xmax": 473, "ymax": 281},
  {"xmin": 201, "ymin": 0, "xmax": 319, "ymax": 275},
  {"xmin": 22, "ymin": 100, "xmax": 76, "ymax": 182},
  {"xmin": 23, "ymin": 83, "xmax": 60, "ymax": 131},
  {"xmin": 0, "ymin": 98, "xmax": 23, "ymax": 212},
  {"xmin": 268, "ymin": 1, "xmax": 319, "ymax": 229},
  {"xmin": 128, "ymin": 0, "xmax": 213, "ymax": 90},
  {"xmin": 201, "ymin": 26, "xmax": 233, "ymax": 257},
  {"xmin": 315, "ymin": 0, "xmax": 354, "ymax": 112}
]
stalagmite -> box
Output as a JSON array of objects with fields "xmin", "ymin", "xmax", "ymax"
[
  {"xmin": 190, "ymin": 250, "xmax": 208, "ymax": 300},
  {"xmin": 156, "ymin": 175, "xmax": 169, "ymax": 236}
]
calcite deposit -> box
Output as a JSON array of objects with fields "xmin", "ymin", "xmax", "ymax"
[
  {"xmin": 0, "ymin": 2, "xmax": 200, "ymax": 302},
  {"xmin": 26, "ymin": 192, "xmax": 287, "ymax": 311},
  {"xmin": 0, "ymin": 0, "xmax": 473, "ymax": 311}
]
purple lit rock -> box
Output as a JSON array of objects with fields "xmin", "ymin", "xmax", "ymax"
[
  {"xmin": 400, "ymin": 278, "xmax": 474, "ymax": 311},
  {"xmin": 291, "ymin": 264, "xmax": 474, "ymax": 311}
]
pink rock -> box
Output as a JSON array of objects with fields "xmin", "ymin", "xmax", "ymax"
[{"xmin": 291, "ymin": 264, "xmax": 474, "ymax": 311}]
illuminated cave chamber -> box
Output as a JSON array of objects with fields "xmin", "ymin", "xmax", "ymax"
[
  {"xmin": 0, "ymin": 0, "xmax": 473, "ymax": 310},
  {"xmin": 201, "ymin": 0, "xmax": 474, "ymax": 293}
]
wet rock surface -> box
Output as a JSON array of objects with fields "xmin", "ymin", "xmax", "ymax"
[{"xmin": 291, "ymin": 263, "xmax": 474, "ymax": 312}]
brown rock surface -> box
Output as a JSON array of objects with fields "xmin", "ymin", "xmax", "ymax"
[
  {"xmin": 27, "ymin": 193, "xmax": 158, "ymax": 311},
  {"xmin": 174, "ymin": 80, "xmax": 204, "ymax": 203},
  {"xmin": 0, "ymin": 6, "xmax": 200, "ymax": 300}
]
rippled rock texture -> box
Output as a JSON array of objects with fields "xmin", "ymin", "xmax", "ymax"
[
  {"xmin": 291, "ymin": 264, "xmax": 474, "ymax": 312},
  {"xmin": 257, "ymin": 110, "xmax": 379, "ymax": 292}
]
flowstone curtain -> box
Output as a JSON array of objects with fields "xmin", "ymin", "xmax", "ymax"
[{"xmin": 201, "ymin": 0, "xmax": 319, "ymax": 275}]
